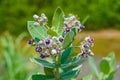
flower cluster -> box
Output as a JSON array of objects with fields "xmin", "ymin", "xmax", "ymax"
[
  {"xmin": 28, "ymin": 13, "xmax": 94, "ymax": 59},
  {"xmin": 28, "ymin": 36, "xmax": 63, "ymax": 58},
  {"xmin": 80, "ymin": 36, "xmax": 94, "ymax": 57},
  {"xmin": 33, "ymin": 13, "xmax": 48, "ymax": 26},
  {"xmin": 63, "ymin": 15, "xmax": 85, "ymax": 34}
]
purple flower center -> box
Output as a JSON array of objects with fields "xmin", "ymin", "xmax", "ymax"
[
  {"xmin": 79, "ymin": 25, "xmax": 84, "ymax": 30},
  {"xmin": 59, "ymin": 37, "xmax": 63, "ymax": 42},
  {"xmin": 88, "ymin": 38, "xmax": 94, "ymax": 43},
  {"xmin": 83, "ymin": 44, "xmax": 89, "ymax": 48},
  {"xmin": 40, "ymin": 54, "xmax": 46, "ymax": 58},
  {"xmin": 81, "ymin": 52, "xmax": 87, "ymax": 57},
  {"xmin": 45, "ymin": 39, "xmax": 50, "ymax": 45},
  {"xmin": 36, "ymin": 46, "xmax": 42, "ymax": 52},
  {"xmin": 28, "ymin": 39, "xmax": 34, "ymax": 45},
  {"xmin": 65, "ymin": 27, "xmax": 70, "ymax": 32}
]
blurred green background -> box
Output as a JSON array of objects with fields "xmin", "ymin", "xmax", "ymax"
[
  {"xmin": 0, "ymin": 0, "xmax": 120, "ymax": 80},
  {"xmin": 0, "ymin": 0, "xmax": 120, "ymax": 35}
]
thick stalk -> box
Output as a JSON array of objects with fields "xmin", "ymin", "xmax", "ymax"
[{"xmin": 55, "ymin": 54, "xmax": 61, "ymax": 80}]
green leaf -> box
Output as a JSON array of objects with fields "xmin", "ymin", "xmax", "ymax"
[
  {"xmin": 60, "ymin": 47, "xmax": 73, "ymax": 64},
  {"xmin": 99, "ymin": 59, "xmax": 110, "ymax": 74},
  {"xmin": 106, "ymin": 71, "xmax": 115, "ymax": 80},
  {"xmin": 15, "ymin": 32, "xmax": 27, "ymax": 47},
  {"xmin": 82, "ymin": 75, "xmax": 92, "ymax": 80},
  {"xmin": 88, "ymin": 56, "xmax": 99, "ymax": 79},
  {"xmin": 61, "ymin": 69, "xmax": 80, "ymax": 80},
  {"xmin": 32, "ymin": 58, "xmax": 56, "ymax": 68},
  {"xmin": 44, "ymin": 67, "xmax": 54, "ymax": 76},
  {"xmin": 35, "ymin": 37, "xmax": 40, "ymax": 42},
  {"xmin": 61, "ymin": 57, "xmax": 86, "ymax": 70},
  {"xmin": 108, "ymin": 52, "xmax": 116, "ymax": 71},
  {"xmin": 62, "ymin": 29, "xmax": 75, "ymax": 49},
  {"xmin": 81, "ymin": 15, "xmax": 89, "ymax": 24},
  {"xmin": 72, "ymin": 28, "xmax": 78, "ymax": 36},
  {"xmin": 32, "ymin": 74, "xmax": 54, "ymax": 80},
  {"xmin": 70, "ymin": 57, "xmax": 86, "ymax": 68},
  {"xmin": 27, "ymin": 21, "xmax": 48, "ymax": 41},
  {"xmin": 52, "ymin": 7, "xmax": 64, "ymax": 35},
  {"xmin": 47, "ymin": 29, "xmax": 58, "ymax": 36}
]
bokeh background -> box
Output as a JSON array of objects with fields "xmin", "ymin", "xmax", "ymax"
[{"xmin": 0, "ymin": 0, "xmax": 120, "ymax": 80}]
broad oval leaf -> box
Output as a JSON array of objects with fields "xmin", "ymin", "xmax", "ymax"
[
  {"xmin": 61, "ymin": 57, "xmax": 87, "ymax": 70},
  {"xmin": 99, "ymin": 59, "xmax": 110, "ymax": 74},
  {"xmin": 60, "ymin": 47, "xmax": 73, "ymax": 64},
  {"xmin": 106, "ymin": 71, "xmax": 115, "ymax": 80},
  {"xmin": 27, "ymin": 21, "xmax": 48, "ymax": 41},
  {"xmin": 62, "ymin": 30, "xmax": 74, "ymax": 49},
  {"xmin": 32, "ymin": 58, "xmax": 56, "ymax": 68},
  {"xmin": 52, "ymin": 7, "xmax": 64, "ymax": 35}
]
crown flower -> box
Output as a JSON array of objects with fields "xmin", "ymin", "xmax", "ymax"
[{"xmin": 27, "ymin": 7, "xmax": 94, "ymax": 80}]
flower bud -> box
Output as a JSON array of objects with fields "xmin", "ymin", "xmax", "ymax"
[
  {"xmin": 34, "ymin": 22, "xmax": 39, "ymax": 27},
  {"xmin": 70, "ymin": 16, "xmax": 76, "ymax": 21},
  {"xmin": 36, "ymin": 46, "xmax": 42, "ymax": 52},
  {"xmin": 45, "ymin": 39, "xmax": 50, "ymax": 45},
  {"xmin": 38, "ymin": 40, "xmax": 44, "ymax": 45},
  {"xmin": 51, "ymin": 49, "xmax": 57, "ymax": 54},
  {"xmin": 40, "ymin": 54, "xmax": 46, "ymax": 58},
  {"xmin": 59, "ymin": 36, "xmax": 63, "ymax": 42},
  {"xmin": 79, "ymin": 25, "xmax": 84, "ymax": 31},
  {"xmin": 33, "ymin": 14, "xmax": 39, "ymax": 20}
]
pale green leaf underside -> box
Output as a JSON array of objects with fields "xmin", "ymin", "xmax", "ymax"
[
  {"xmin": 27, "ymin": 21, "xmax": 48, "ymax": 40},
  {"xmin": 62, "ymin": 30, "xmax": 74, "ymax": 49},
  {"xmin": 52, "ymin": 7, "xmax": 64, "ymax": 35}
]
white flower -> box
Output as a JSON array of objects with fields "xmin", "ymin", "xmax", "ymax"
[
  {"xmin": 51, "ymin": 49, "xmax": 57, "ymax": 54},
  {"xmin": 34, "ymin": 22, "xmax": 39, "ymax": 27},
  {"xmin": 33, "ymin": 14, "xmax": 39, "ymax": 20}
]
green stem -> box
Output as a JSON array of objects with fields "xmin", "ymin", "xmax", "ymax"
[{"xmin": 55, "ymin": 54, "xmax": 61, "ymax": 80}]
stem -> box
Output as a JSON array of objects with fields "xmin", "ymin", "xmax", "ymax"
[
  {"xmin": 55, "ymin": 54, "xmax": 61, "ymax": 80},
  {"xmin": 45, "ymin": 25, "xmax": 49, "ymax": 29}
]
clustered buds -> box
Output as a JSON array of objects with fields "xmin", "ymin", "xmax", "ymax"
[
  {"xmin": 33, "ymin": 13, "xmax": 48, "ymax": 26},
  {"xmin": 80, "ymin": 36, "xmax": 94, "ymax": 57},
  {"xmin": 28, "ymin": 36, "xmax": 63, "ymax": 58},
  {"xmin": 63, "ymin": 15, "xmax": 85, "ymax": 34}
]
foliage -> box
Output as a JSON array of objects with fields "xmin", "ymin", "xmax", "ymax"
[
  {"xmin": 81, "ymin": 52, "xmax": 118, "ymax": 80},
  {"xmin": 0, "ymin": 33, "xmax": 31, "ymax": 80},
  {"xmin": 27, "ymin": 7, "xmax": 89, "ymax": 80},
  {"xmin": 0, "ymin": 0, "xmax": 120, "ymax": 35}
]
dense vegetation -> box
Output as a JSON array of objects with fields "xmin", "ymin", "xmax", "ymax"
[{"xmin": 0, "ymin": 0, "xmax": 120, "ymax": 35}]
